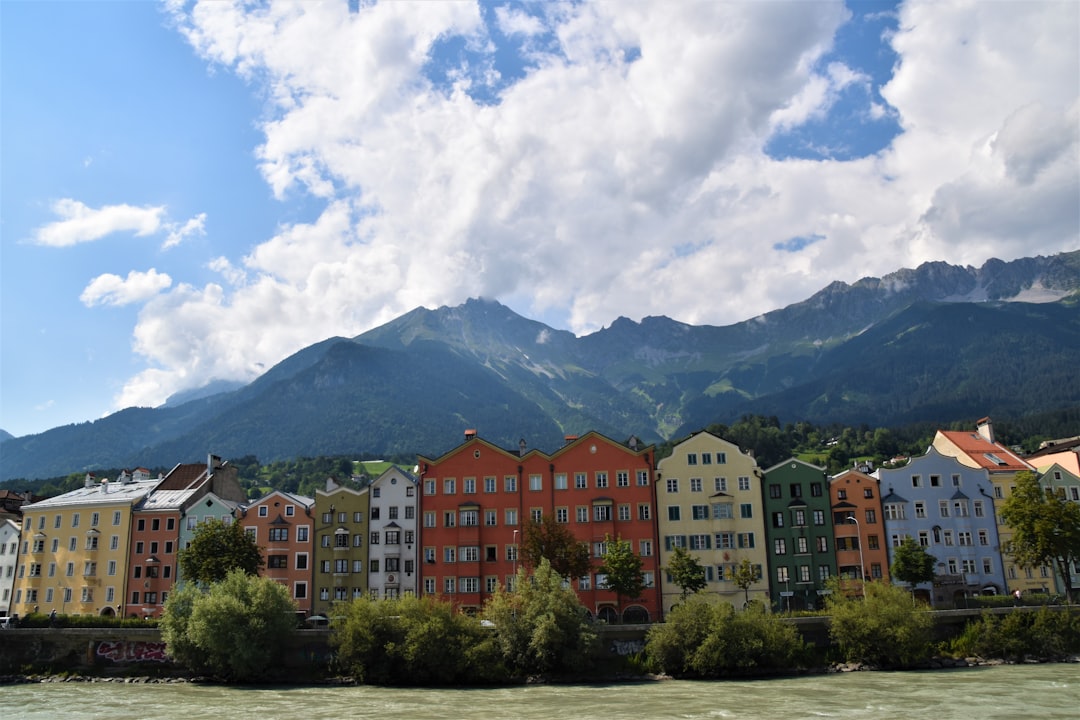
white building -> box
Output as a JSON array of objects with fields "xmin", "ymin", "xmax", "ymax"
[
  {"xmin": 0, "ymin": 518, "xmax": 20, "ymax": 615},
  {"xmin": 366, "ymin": 466, "xmax": 419, "ymax": 599}
]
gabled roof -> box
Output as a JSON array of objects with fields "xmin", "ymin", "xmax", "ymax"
[
  {"xmin": 936, "ymin": 430, "xmax": 1032, "ymax": 472},
  {"xmin": 881, "ymin": 489, "xmax": 907, "ymax": 503}
]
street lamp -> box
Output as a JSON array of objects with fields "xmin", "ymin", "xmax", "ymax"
[{"xmin": 848, "ymin": 514, "xmax": 866, "ymax": 598}]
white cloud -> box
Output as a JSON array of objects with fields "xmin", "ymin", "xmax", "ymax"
[
  {"xmin": 163, "ymin": 212, "xmax": 208, "ymax": 249},
  {"xmin": 80, "ymin": 269, "xmax": 173, "ymax": 307},
  {"xmin": 119, "ymin": 0, "xmax": 1078, "ymax": 410},
  {"xmin": 33, "ymin": 199, "xmax": 166, "ymax": 247}
]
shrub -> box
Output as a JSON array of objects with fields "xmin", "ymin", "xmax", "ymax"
[
  {"xmin": 825, "ymin": 580, "xmax": 933, "ymax": 667},
  {"xmin": 646, "ymin": 595, "xmax": 804, "ymax": 677},
  {"xmin": 160, "ymin": 570, "xmax": 297, "ymax": 681}
]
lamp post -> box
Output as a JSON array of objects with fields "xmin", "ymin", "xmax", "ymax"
[{"xmin": 848, "ymin": 514, "xmax": 866, "ymax": 598}]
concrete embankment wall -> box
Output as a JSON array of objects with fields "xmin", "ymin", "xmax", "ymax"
[{"xmin": 1, "ymin": 607, "xmax": 1074, "ymax": 675}]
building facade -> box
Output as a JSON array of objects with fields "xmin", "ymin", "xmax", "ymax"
[
  {"xmin": 829, "ymin": 468, "xmax": 890, "ymax": 594},
  {"xmin": 655, "ymin": 431, "xmax": 768, "ymax": 613},
  {"xmin": 1035, "ymin": 463, "xmax": 1080, "ymax": 596},
  {"xmin": 418, "ymin": 431, "xmax": 662, "ymax": 622},
  {"xmin": 312, "ymin": 477, "xmax": 370, "ymax": 615},
  {"xmin": 11, "ymin": 472, "xmax": 159, "ymax": 616},
  {"xmin": 367, "ymin": 467, "xmax": 419, "ymax": 601},
  {"xmin": 240, "ymin": 491, "xmax": 315, "ymax": 616},
  {"xmin": 1, "ymin": 518, "xmax": 20, "ymax": 614},
  {"xmin": 762, "ymin": 458, "xmax": 836, "ymax": 612},
  {"xmin": 877, "ymin": 447, "xmax": 1006, "ymax": 606}
]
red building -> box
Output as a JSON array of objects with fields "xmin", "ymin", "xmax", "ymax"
[
  {"xmin": 417, "ymin": 430, "xmax": 662, "ymax": 622},
  {"xmin": 829, "ymin": 467, "xmax": 890, "ymax": 595}
]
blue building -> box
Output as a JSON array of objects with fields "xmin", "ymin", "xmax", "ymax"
[{"xmin": 877, "ymin": 447, "xmax": 1006, "ymax": 607}]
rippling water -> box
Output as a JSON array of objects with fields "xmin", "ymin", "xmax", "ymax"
[{"xmin": 5, "ymin": 664, "xmax": 1078, "ymax": 720}]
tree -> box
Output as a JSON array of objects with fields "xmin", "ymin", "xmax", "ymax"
[
  {"xmin": 520, "ymin": 515, "xmax": 592, "ymax": 581},
  {"xmin": 732, "ymin": 557, "xmax": 760, "ymax": 607},
  {"xmin": 890, "ymin": 535, "xmax": 936, "ymax": 599},
  {"xmin": 1000, "ymin": 470, "xmax": 1080, "ymax": 602},
  {"xmin": 177, "ymin": 517, "xmax": 264, "ymax": 585},
  {"xmin": 665, "ymin": 546, "xmax": 707, "ymax": 600},
  {"xmin": 599, "ymin": 534, "xmax": 645, "ymax": 619},
  {"xmin": 825, "ymin": 578, "xmax": 933, "ymax": 667},
  {"xmin": 482, "ymin": 559, "xmax": 599, "ymax": 678},
  {"xmin": 160, "ymin": 569, "xmax": 297, "ymax": 681}
]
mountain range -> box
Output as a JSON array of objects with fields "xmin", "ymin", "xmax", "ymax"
[{"xmin": 2, "ymin": 251, "xmax": 1078, "ymax": 481}]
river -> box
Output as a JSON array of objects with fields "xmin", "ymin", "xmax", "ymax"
[{"xmin": 5, "ymin": 664, "xmax": 1078, "ymax": 719}]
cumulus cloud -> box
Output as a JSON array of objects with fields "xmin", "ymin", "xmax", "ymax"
[
  {"xmin": 33, "ymin": 199, "xmax": 166, "ymax": 247},
  {"xmin": 80, "ymin": 269, "xmax": 173, "ymax": 307},
  {"xmin": 163, "ymin": 212, "xmax": 208, "ymax": 249},
  {"xmin": 115, "ymin": 0, "xmax": 1078, "ymax": 409}
]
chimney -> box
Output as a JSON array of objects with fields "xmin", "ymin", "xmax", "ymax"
[
  {"xmin": 564, "ymin": 434, "xmax": 578, "ymax": 446},
  {"xmin": 464, "ymin": 429, "xmax": 477, "ymax": 440},
  {"xmin": 519, "ymin": 438, "xmax": 527, "ymax": 456},
  {"xmin": 84, "ymin": 473, "xmax": 95, "ymax": 489},
  {"xmin": 208, "ymin": 453, "xmax": 223, "ymax": 472},
  {"xmin": 100, "ymin": 478, "xmax": 109, "ymax": 493},
  {"xmin": 976, "ymin": 417, "xmax": 994, "ymax": 443}
]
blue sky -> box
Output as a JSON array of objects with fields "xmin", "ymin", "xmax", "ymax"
[{"xmin": 2, "ymin": 1, "xmax": 1077, "ymax": 440}]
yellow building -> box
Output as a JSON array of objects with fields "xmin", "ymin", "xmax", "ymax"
[
  {"xmin": 12, "ymin": 471, "xmax": 159, "ymax": 617},
  {"xmin": 933, "ymin": 418, "xmax": 1048, "ymax": 594},
  {"xmin": 656, "ymin": 431, "xmax": 769, "ymax": 614}
]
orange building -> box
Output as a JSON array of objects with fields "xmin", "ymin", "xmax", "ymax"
[
  {"xmin": 417, "ymin": 430, "xmax": 661, "ymax": 622},
  {"xmin": 829, "ymin": 467, "xmax": 890, "ymax": 594},
  {"xmin": 240, "ymin": 490, "xmax": 315, "ymax": 616}
]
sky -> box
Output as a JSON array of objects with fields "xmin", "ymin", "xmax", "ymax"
[{"xmin": 1, "ymin": 0, "xmax": 1077, "ymax": 440}]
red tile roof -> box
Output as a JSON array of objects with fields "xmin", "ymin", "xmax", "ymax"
[{"xmin": 937, "ymin": 430, "xmax": 1032, "ymax": 472}]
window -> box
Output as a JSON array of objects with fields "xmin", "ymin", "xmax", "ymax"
[
  {"xmin": 464, "ymin": 477, "xmax": 476, "ymax": 494},
  {"xmin": 911, "ymin": 475, "xmax": 921, "ymax": 488},
  {"xmin": 72, "ymin": 513, "xmax": 80, "ymax": 528},
  {"xmin": 594, "ymin": 504, "xmax": 612, "ymax": 522},
  {"xmin": 918, "ymin": 531, "xmax": 930, "ymax": 547},
  {"xmin": 506, "ymin": 545, "xmax": 518, "ymax": 562},
  {"xmin": 740, "ymin": 503, "xmax": 753, "ymax": 519},
  {"xmin": 444, "ymin": 547, "xmax": 457, "ymax": 563},
  {"xmin": 505, "ymin": 509, "xmax": 518, "ymax": 526},
  {"xmin": 817, "ymin": 536, "xmax": 828, "ymax": 552},
  {"xmin": 667, "ymin": 506, "xmax": 681, "ymax": 521},
  {"xmin": 554, "ymin": 473, "xmax": 568, "ymax": 490},
  {"xmin": 444, "ymin": 511, "xmax": 456, "ymax": 528},
  {"xmin": 531, "ymin": 507, "xmax": 543, "ymax": 522},
  {"xmin": 595, "ymin": 472, "xmax": 608, "ymax": 488},
  {"xmin": 885, "ymin": 503, "xmax": 906, "ymax": 520},
  {"xmin": 810, "ymin": 483, "xmax": 822, "ymax": 497},
  {"xmin": 974, "ymin": 501, "xmax": 985, "ymax": 518},
  {"xmin": 738, "ymin": 476, "xmax": 751, "ymax": 492},
  {"xmin": 258, "ymin": 506, "xmax": 268, "ymax": 517},
  {"xmin": 385, "ymin": 531, "xmax": 401, "ymax": 545},
  {"xmin": 666, "ymin": 478, "xmax": 679, "ymax": 493},
  {"xmin": 983, "ymin": 558, "xmax": 994, "ymax": 575},
  {"xmin": 444, "ymin": 578, "xmax": 456, "ymax": 594},
  {"xmin": 818, "ymin": 565, "xmax": 830, "ymax": 582},
  {"xmin": 865, "ymin": 509, "xmax": 876, "ymax": 524},
  {"xmin": 799, "ymin": 565, "xmax": 811, "ymax": 583},
  {"xmin": 715, "ymin": 532, "xmax": 734, "ymax": 549},
  {"xmin": 639, "ymin": 539, "xmax": 653, "ymax": 556},
  {"xmin": 692, "ymin": 505, "xmax": 709, "ymax": 520},
  {"xmin": 529, "ymin": 474, "xmax": 542, "ymax": 491},
  {"xmin": 424, "ymin": 479, "xmax": 436, "ymax": 495},
  {"xmin": 954, "ymin": 501, "xmax": 969, "ymax": 518},
  {"xmin": 593, "ymin": 541, "xmax": 608, "ymax": 558},
  {"xmin": 792, "ymin": 509, "xmax": 805, "ymax": 526},
  {"xmin": 701, "ymin": 452, "xmax": 712, "ymax": 465},
  {"xmin": 943, "ymin": 530, "xmax": 954, "ymax": 546},
  {"xmin": 460, "ymin": 577, "xmax": 479, "ymax": 593},
  {"xmin": 914, "ymin": 501, "xmax": 926, "ymax": 518},
  {"xmin": 615, "ymin": 471, "xmax": 629, "ymax": 487},
  {"xmin": 774, "ymin": 538, "xmax": 787, "ymax": 555},
  {"xmin": 713, "ymin": 503, "xmax": 733, "ymax": 519},
  {"xmin": 689, "ymin": 534, "xmax": 710, "ymax": 550},
  {"xmin": 958, "ymin": 531, "xmax": 973, "ymax": 546},
  {"xmin": 737, "ymin": 533, "xmax": 755, "ymax": 549},
  {"xmin": 369, "ymin": 559, "xmax": 380, "ymax": 573},
  {"xmin": 690, "ymin": 477, "xmax": 703, "ymax": 493},
  {"xmin": 576, "ymin": 506, "xmax": 589, "ymax": 523},
  {"xmin": 388, "ymin": 506, "xmax": 399, "ymax": 520},
  {"xmin": 296, "ymin": 554, "xmax": 308, "ymax": 570},
  {"xmin": 812, "ymin": 510, "xmax": 824, "ymax": 526},
  {"xmin": 575, "ymin": 473, "xmax": 588, "ymax": 489},
  {"xmin": 424, "ymin": 511, "xmax": 436, "ymax": 528},
  {"xmin": 460, "ymin": 510, "xmax": 478, "ymax": 527},
  {"xmin": 423, "ymin": 578, "xmax": 436, "ymax": 594},
  {"xmin": 796, "ymin": 537, "xmax": 808, "ymax": 554},
  {"xmin": 769, "ymin": 484, "xmax": 781, "ymax": 499},
  {"xmin": 867, "ymin": 535, "xmax": 879, "ymax": 550},
  {"xmin": 504, "ymin": 475, "xmax": 518, "ymax": 492},
  {"xmin": 636, "ymin": 470, "xmax": 650, "ymax": 486},
  {"xmin": 837, "ymin": 489, "xmax": 847, "ymax": 500},
  {"xmin": 637, "ymin": 504, "xmax": 651, "ymax": 521},
  {"xmin": 269, "ymin": 528, "xmax": 288, "ymax": 542},
  {"xmin": 687, "ymin": 453, "xmax": 698, "ymax": 465},
  {"xmin": 715, "ymin": 477, "xmax": 728, "ymax": 492},
  {"xmin": 444, "ymin": 479, "xmax": 456, "ymax": 495},
  {"xmin": 776, "ymin": 566, "xmax": 789, "ymax": 583},
  {"xmin": 978, "ymin": 530, "xmax": 989, "ymax": 546},
  {"xmin": 485, "ymin": 509, "xmax": 498, "ymax": 526},
  {"xmin": 618, "ymin": 504, "xmax": 631, "ymax": 521},
  {"xmin": 268, "ymin": 555, "xmax": 288, "ymax": 569},
  {"xmin": 665, "ymin": 535, "xmax": 687, "ymax": 550},
  {"xmin": 789, "ymin": 484, "xmax": 802, "ymax": 498}
]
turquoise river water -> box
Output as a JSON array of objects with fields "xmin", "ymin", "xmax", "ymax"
[{"xmin": 5, "ymin": 664, "xmax": 1078, "ymax": 719}]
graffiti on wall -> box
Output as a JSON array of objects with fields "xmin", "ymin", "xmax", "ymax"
[
  {"xmin": 95, "ymin": 640, "xmax": 168, "ymax": 663},
  {"xmin": 609, "ymin": 639, "xmax": 644, "ymax": 656}
]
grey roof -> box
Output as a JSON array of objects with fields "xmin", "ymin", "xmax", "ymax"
[{"xmin": 25, "ymin": 479, "xmax": 160, "ymax": 509}]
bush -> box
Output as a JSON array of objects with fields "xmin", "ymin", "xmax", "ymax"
[
  {"xmin": 481, "ymin": 559, "xmax": 599, "ymax": 679},
  {"xmin": 825, "ymin": 580, "xmax": 933, "ymax": 667},
  {"xmin": 646, "ymin": 595, "xmax": 804, "ymax": 677},
  {"xmin": 160, "ymin": 570, "xmax": 297, "ymax": 681},
  {"xmin": 331, "ymin": 595, "xmax": 497, "ymax": 685},
  {"xmin": 948, "ymin": 608, "xmax": 1080, "ymax": 661}
]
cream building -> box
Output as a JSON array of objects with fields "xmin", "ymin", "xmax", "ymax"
[{"xmin": 656, "ymin": 431, "xmax": 769, "ymax": 614}]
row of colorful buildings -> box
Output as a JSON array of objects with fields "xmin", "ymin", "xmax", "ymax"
[{"xmin": 2, "ymin": 419, "xmax": 1078, "ymax": 622}]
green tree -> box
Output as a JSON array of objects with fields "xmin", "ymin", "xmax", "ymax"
[
  {"xmin": 331, "ymin": 594, "xmax": 494, "ymax": 685},
  {"xmin": 646, "ymin": 594, "xmax": 805, "ymax": 677},
  {"xmin": 732, "ymin": 557, "xmax": 760, "ymax": 607},
  {"xmin": 177, "ymin": 517, "xmax": 264, "ymax": 585},
  {"xmin": 482, "ymin": 559, "xmax": 599, "ymax": 678},
  {"xmin": 1000, "ymin": 471, "xmax": 1080, "ymax": 602},
  {"xmin": 825, "ymin": 578, "xmax": 933, "ymax": 667},
  {"xmin": 665, "ymin": 546, "xmax": 707, "ymax": 600},
  {"xmin": 520, "ymin": 515, "xmax": 592, "ymax": 581},
  {"xmin": 890, "ymin": 535, "xmax": 935, "ymax": 599},
  {"xmin": 599, "ymin": 534, "xmax": 645, "ymax": 619},
  {"xmin": 160, "ymin": 569, "xmax": 297, "ymax": 681}
]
